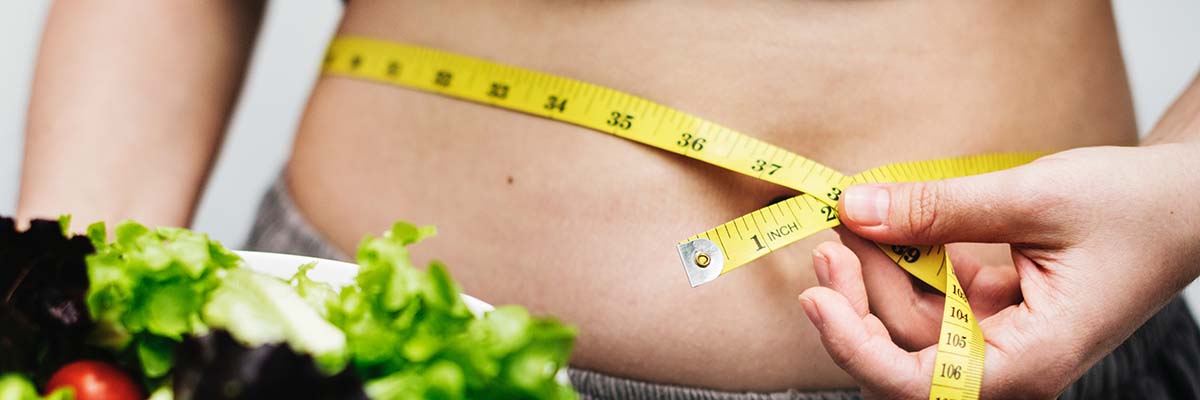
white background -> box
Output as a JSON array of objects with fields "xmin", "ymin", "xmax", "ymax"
[{"xmin": 2, "ymin": 2, "xmax": 1200, "ymax": 307}]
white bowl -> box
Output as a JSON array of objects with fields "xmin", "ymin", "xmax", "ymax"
[{"xmin": 235, "ymin": 250, "xmax": 495, "ymax": 316}]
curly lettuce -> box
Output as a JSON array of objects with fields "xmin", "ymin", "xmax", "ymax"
[
  {"xmin": 289, "ymin": 263, "xmax": 339, "ymax": 319},
  {"xmin": 84, "ymin": 222, "xmax": 243, "ymax": 377},
  {"xmin": 0, "ymin": 374, "xmax": 71, "ymax": 400},
  {"xmin": 329, "ymin": 222, "xmax": 578, "ymax": 399},
  {"xmin": 64, "ymin": 218, "xmax": 576, "ymax": 399},
  {"xmin": 202, "ymin": 268, "xmax": 347, "ymax": 372}
]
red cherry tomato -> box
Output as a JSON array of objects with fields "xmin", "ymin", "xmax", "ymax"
[{"xmin": 46, "ymin": 360, "xmax": 142, "ymax": 400}]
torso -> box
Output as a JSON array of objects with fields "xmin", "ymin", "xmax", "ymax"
[{"xmin": 286, "ymin": 0, "xmax": 1135, "ymax": 391}]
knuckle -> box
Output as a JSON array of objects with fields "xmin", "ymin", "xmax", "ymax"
[
  {"xmin": 902, "ymin": 182, "xmax": 943, "ymax": 242},
  {"xmin": 827, "ymin": 336, "xmax": 865, "ymax": 371},
  {"xmin": 828, "ymin": 332, "xmax": 886, "ymax": 380},
  {"xmin": 1002, "ymin": 167, "xmax": 1078, "ymax": 244},
  {"xmin": 1007, "ymin": 168, "xmax": 1068, "ymax": 215}
]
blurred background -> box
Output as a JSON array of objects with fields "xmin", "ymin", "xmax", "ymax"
[{"xmin": 1, "ymin": 2, "xmax": 1199, "ymax": 306}]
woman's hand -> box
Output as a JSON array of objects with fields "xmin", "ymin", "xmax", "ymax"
[{"xmin": 798, "ymin": 143, "xmax": 1200, "ymax": 399}]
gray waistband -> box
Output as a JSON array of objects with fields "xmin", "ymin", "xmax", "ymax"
[
  {"xmin": 244, "ymin": 177, "xmax": 350, "ymax": 262},
  {"xmin": 243, "ymin": 177, "xmax": 1200, "ymax": 400},
  {"xmin": 568, "ymin": 368, "xmax": 859, "ymax": 400}
]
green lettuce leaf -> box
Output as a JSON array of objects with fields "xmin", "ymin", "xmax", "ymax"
[
  {"xmin": 72, "ymin": 218, "xmax": 575, "ymax": 399},
  {"xmin": 0, "ymin": 374, "xmax": 39, "ymax": 400},
  {"xmin": 333, "ymin": 222, "xmax": 577, "ymax": 399},
  {"xmin": 288, "ymin": 263, "xmax": 339, "ymax": 319},
  {"xmin": 84, "ymin": 221, "xmax": 242, "ymax": 377},
  {"xmin": 0, "ymin": 374, "xmax": 72, "ymax": 400},
  {"xmin": 85, "ymin": 222, "xmax": 106, "ymax": 251},
  {"xmin": 363, "ymin": 360, "xmax": 464, "ymax": 400},
  {"xmin": 331, "ymin": 223, "xmax": 471, "ymax": 371},
  {"xmin": 202, "ymin": 268, "xmax": 347, "ymax": 372},
  {"xmin": 56, "ymin": 215, "xmax": 70, "ymax": 237}
]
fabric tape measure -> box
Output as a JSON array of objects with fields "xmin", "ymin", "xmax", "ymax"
[{"xmin": 323, "ymin": 36, "xmax": 1040, "ymax": 400}]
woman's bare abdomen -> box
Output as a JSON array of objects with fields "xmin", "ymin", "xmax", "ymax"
[{"xmin": 286, "ymin": 0, "xmax": 1136, "ymax": 391}]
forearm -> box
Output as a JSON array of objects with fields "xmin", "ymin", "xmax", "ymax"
[
  {"xmin": 1139, "ymin": 71, "xmax": 1200, "ymax": 281},
  {"xmin": 1143, "ymin": 72, "xmax": 1200, "ymax": 146},
  {"xmin": 17, "ymin": 0, "xmax": 265, "ymax": 228}
]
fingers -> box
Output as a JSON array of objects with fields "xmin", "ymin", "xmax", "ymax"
[
  {"xmin": 812, "ymin": 241, "xmax": 869, "ymax": 316},
  {"xmin": 833, "ymin": 231, "xmax": 945, "ymax": 349},
  {"xmin": 838, "ymin": 166, "xmax": 1062, "ymax": 246},
  {"xmin": 829, "ymin": 231, "xmax": 1023, "ymax": 350},
  {"xmin": 941, "ymin": 243, "xmax": 1022, "ymax": 319},
  {"xmin": 960, "ymin": 259, "xmax": 1021, "ymax": 318},
  {"xmin": 799, "ymin": 287, "xmax": 932, "ymax": 399}
]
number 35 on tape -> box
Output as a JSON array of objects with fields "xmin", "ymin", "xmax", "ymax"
[{"xmin": 323, "ymin": 36, "xmax": 1041, "ymax": 400}]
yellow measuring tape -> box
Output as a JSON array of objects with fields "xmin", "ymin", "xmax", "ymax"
[{"xmin": 324, "ymin": 36, "xmax": 1038, "ymax": 399}]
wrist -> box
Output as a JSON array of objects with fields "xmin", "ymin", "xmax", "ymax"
[
  {"xmin": 1141, "ymin": 73, "xmax": 1200, "ymax": 146},
  {"xmin": 16, "ymin": 191, "xmax": 192, "ymax": 233},
  {"xmin": 1141, "ymin": 143, "xmax": 1200, "ymax": 280}
]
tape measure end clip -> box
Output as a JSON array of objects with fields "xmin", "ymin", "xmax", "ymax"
[{"xmin": 677, "ymin": 238, "xmax": 724, "ymax": 287}]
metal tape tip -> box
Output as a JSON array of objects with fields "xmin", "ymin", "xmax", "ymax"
[{"xmin": 676, "ymin": 238, "xmax": 723, "ymax": 287}]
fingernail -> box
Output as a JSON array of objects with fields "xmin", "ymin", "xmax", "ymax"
[
  {"xmin": 799, "ymin": 294, "xmax": 822, "ymax": 327},
  {"xmin": 812, "ymin": 249, "xmax": 831, "ymax": 286},
  {"xmin": 844, "ymin": 185, "xmax": 889, "ymax": 227}
]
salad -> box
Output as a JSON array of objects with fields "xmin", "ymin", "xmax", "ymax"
[{"xmin": 0, "ymin": 217, "xmax": 577, "ymax": 399}]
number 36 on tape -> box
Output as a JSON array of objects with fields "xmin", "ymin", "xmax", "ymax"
[{"xmin": 323, "ymin": 36, "xmax": 1042, "ymax": 400}]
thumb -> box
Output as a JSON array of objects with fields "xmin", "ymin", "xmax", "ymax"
[{"xmin": 838, "ymin": 167, "xmax": 1058, "ymax": 245}]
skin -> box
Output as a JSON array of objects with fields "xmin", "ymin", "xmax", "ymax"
[
  {"xmin": 18, "ymin": 0, "xmax": 265, "ymax": 228},
  {"xmin": 800, "ymin": 76, "xmax": 1200, "ymax": 398},
  {"xmin": 16, "ymin": 0, "xmax": 1170, "ymax": 393}
]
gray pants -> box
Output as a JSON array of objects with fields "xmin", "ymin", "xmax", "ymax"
[{"xmin": 245, "ymin": 179, "xmax": 1200, "ymax": 400}]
